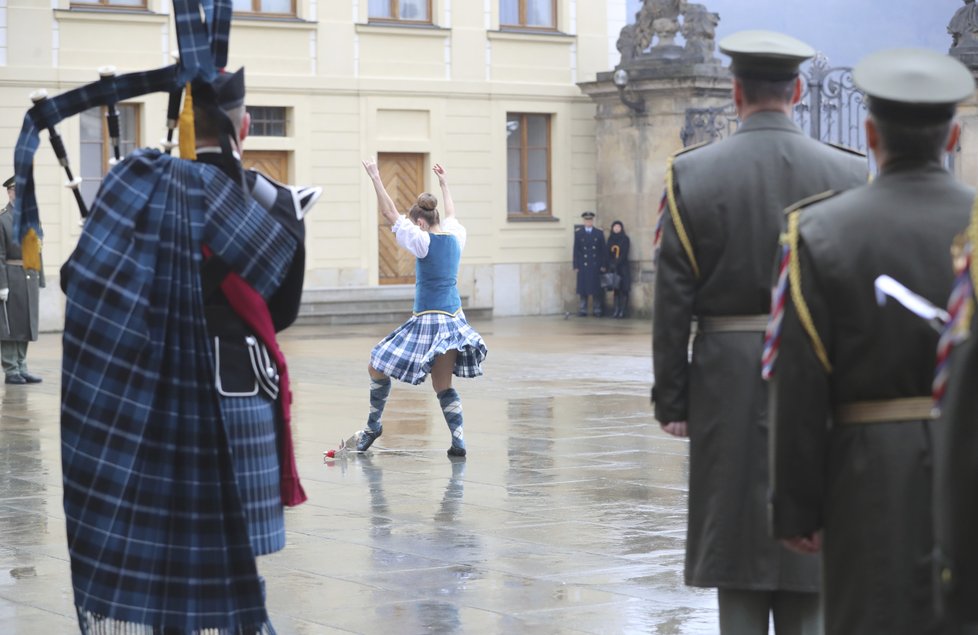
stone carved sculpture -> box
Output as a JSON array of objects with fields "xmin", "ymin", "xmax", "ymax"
[
  {"xmin": 651, "ymin": 0, "xmax": 683, "ymax": 48},
  {"xmin": 616, "ymin": 23, "xmax": 641, "ymax": 66},
  {"xmin": 616, "ymin": 0, "xmax": 721, "ymax": 68},
  {"xmin": 949, "ymin": 0, "xmax": 978, "ymax": 49},
  {"xmin": 681, "ymin": 3, "xmax": 720, "ymax": 63},
  {"xmin": 617, "ymin": 0, "xmax": 685, "ymax": 65}
]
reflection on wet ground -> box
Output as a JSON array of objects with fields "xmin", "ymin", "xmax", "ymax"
[{"xmin": 0, "ymin": 316, "xmax": 719, "ymax": 634}]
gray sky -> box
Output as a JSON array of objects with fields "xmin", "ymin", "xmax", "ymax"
[{"xmin": 627, "ymin": 0, "xmax": 961, "ymax": 67}]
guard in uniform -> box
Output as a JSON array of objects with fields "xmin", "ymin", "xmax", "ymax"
[
  {"xmin": 766, "ymin": 49, "xmax": 974, "ymax": 634},
  {"xmin": 573, "ymin": 210, "xmax": 607, "ymax": 316},
  {"xmin": 934, "ymin": 196, "xmax": 978, "ymax": 630},
  {"xmin": 652, "ymin": 31, "xmax": 868, "ymax": 633},
  {"xmin": 0, "ymin": 175, "xmax": 44, "ymax": 384}
]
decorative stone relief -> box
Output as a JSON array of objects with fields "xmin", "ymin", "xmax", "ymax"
[
  {"xmin": 615, "ymin": 0, "xmax": 720, "ymax": 68},
  {"xmin": 949, "ymin": 0, "xmax": 978, "ymax": 49},
  {"xmin": 680, "ymin": 3, "xmax": 719, "ymax": 63}
]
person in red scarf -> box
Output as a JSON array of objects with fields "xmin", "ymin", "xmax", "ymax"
[{"xmin": 59, "ymin": 66, "xmax": 318, "ymax": 633}]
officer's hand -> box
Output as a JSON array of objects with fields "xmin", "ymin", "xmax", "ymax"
[
  {"xmin": 0, "ymin": 288, "xmax": 8, "ymax": 302},
  {"xmin": 573, "ymin": 268, "xmax": 578, "ymax": 273},
  {"xmin": 660, "ymin": 421, "xmax": 688, "ymax": 437},
  {"xmin": 781, "ymin": 533, "xmax": 822, "ymax": 555}
]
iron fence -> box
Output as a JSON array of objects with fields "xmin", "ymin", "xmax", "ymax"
[{"xmin": 679, "ymin": 53, "xmax": 960, "ymax": 172}]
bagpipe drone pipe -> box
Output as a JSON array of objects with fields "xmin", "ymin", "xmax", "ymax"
[{"xmin": 9, "ymin": 0, "xmax": 236, "ymax": 269}]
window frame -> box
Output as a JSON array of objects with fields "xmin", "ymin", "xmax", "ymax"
[
  {"xmin": 368, "ymin": 0, "xmax": 433, "ymax": 25},
  {"xmin": 69, "ymin": 0, "xmax": 148, "ymax": 9},
  {"xmin": 232, "ymin": 0, "xmax": 297, "ymax": 18},
  {"xmin": 247, "ymin": 106, "xmax": 289, "ymax": 137},
  {"xmin": 79, "ymin": 103, "xmax": 141, "ymax": 206},
  {"xmin": 500, "ymin": 0, "xmax": 558, "ymax": 31},
  {"xmin": 506, "ymin": 112, "xmax": 553, "ymax": 220}
]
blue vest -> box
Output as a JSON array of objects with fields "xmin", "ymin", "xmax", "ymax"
[{"xmin": 414, "ymin": 232, "xmax": 462, "ymax": 315}]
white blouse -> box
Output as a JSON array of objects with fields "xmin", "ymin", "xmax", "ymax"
[{"xmin": 392, "ymin": 216, "xmax": 467, "ymax": 259}]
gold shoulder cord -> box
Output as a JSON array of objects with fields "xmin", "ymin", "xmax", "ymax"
[
  {"xmin": 664, "ymin": 155, "xmax": 701, "ymax": 279},
  {"xmin": 970, "ymin": 193, "xmax": 978, "ymax": 300},
  {"xmin": 786, "ymin": 209, "xmax": 832, "ymax": 373}
]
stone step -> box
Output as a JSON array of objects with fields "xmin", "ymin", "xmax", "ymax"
[{"xmin": 295, "ymin": 285, "xmax": 492, "ymax": 326}]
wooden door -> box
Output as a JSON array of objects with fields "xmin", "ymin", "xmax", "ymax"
[
  {"xmin": 378, "ymin": 153, "xmax": 424, "ymax": 285},
  {"xmin": 242, "ymin": 150, "xmax": 289, "ymax": 183}
]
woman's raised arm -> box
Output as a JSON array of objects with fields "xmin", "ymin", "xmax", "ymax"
[
  {"xmin": 363, "ymin": 159, "xmax": 400, "ymax": 225},
  {"xmin": 433, "ymin": 163, "xmax": 455, "ymax": 221}
]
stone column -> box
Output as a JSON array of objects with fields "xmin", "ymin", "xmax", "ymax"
[
  {"xmin": 578, "ymin": 5, "xmax": 731, "ymax": 316},
  {"xmin": 954, "ymin": 85, "xmax": 978, "ymax": 188},
  {"xmin": 950, "ymin": 2, "xmax": 978, "ymax": 187}
]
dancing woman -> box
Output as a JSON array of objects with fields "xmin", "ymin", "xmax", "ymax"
[{"xmin": 356, "ymin": 160, "xmax": 487, "ymax": 457}]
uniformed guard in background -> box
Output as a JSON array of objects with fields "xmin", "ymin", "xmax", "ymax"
[
  {"xmin": 934, "ymin": 190, "xmax": 978, "ymax": 631},
  {"xmin": 573, "ymin": 210, "xmax": 607, "ymax": 316},
  {"xmin": 0, "ymin": 175, "xmax": 44, "ymax": 385},
  {"xmin": 652, "ymin": 30, "xmax": 868, "ymax": 633},
  {"xmin": 766, "ymin": 48, "xmax": 974, "ymax": 634}
]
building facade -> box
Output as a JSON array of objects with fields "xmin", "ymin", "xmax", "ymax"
[{"xmin": 0, "ymin": 0, "xmax": 639, "ymax": 329}]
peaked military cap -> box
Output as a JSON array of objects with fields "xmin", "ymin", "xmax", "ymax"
[
  {"xmin": 854, "ymin": 48, "xmax": 975, "ymax": 125},
  {"xmin": 581, "ymin": 211, "xmax": 596, "ymax": 219},
  {"xmin": 2, "ymin": 176, "xmax": 14, "ymax": 189},
  {"xmin": 212, "ymin": 67, "xmax": 246, "ymax": 110},
  {"xmin": 719, "ymin": 30, "xmax": 815, "ymax": 81}
]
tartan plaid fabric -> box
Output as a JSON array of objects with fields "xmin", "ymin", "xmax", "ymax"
[
  {"xmin": 206, "ymin": 0, "xmax": 233, "ymax": 69},
  {"xmin": 61, "ymin": 148, "xmax": 295, "ymax": 633},
  {"xmin": 221, "ymin": 393, "xmax": 286, "ymax": 556},
  {"xmin": 173, "ymin": 0, "xmax": 220, "ymax": 83},
  {"xmin": 370, "ymin": 311, "xmax": 488, "ymax": 385},
  {"xmin": 13, "ymin": 65, "xmax": 178, "ymax": 243},
  {"xmin": 14, "ymin": 0, "xmax": 231, "ymax": 241}
]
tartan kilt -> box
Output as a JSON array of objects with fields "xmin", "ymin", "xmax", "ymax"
[
  {"xmin": 220, "ymin": 393, "xmax": 286, "ymax": 556},
  {"xmin": 370, "ymin": 311, "xmax": 487, "ymax": 385}
]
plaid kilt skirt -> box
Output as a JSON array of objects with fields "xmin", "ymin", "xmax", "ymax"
[
  {"xmin": 220, "ymin": 393, "xmax": 286, "ymax": 556},
  {"xmin": 370, "ymin": 311, "xmax": 487, "ymax": 385}
]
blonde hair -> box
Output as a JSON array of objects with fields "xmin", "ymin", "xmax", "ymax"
[{"xmin": 409, "ymin": 192, "xmax": 439, "ymax": 226}]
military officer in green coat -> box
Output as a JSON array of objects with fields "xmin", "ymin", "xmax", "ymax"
[
  {"xmin": 652, "ymin": 31, "xmax": 867, "ymax": 633},
  {"xmin": 934, "ymin": 205, "xmax": 978, "ymax": 631},
  {"xmin": 767, "ymin": 49, "xmax": 974, "ymax": 634},
  {"xmin": 0, "ymin": 176, "xmax": 45, "ymax": 385}
]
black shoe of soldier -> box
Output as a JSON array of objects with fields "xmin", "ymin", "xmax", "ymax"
[
  {"xmin": 355, "ymin": 428, "xmax": 382, "ymax": 452},
  {"xmin": 5, "ymin": 375, "xmax": 25, "ymax": 385},
  {"xmin": 20, "ymin": 373, "xmax": 42, "ymax": 384},
  {"xmin": 447, "ymin": 444, "xmax": 466, "ymax": 458}
]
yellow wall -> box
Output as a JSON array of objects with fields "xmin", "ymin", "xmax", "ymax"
[{"xmin": 0, "ymin": 0, "xmax": 619, "ymax": 323}]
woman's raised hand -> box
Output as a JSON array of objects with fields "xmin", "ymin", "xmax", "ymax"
[
  {"xmin": 362, "ymin": 158, "xmax": 380, "ymax": 180},
  {"xmin": 433, "ymin": 163, "xmax": 447, "ymax": 185}
]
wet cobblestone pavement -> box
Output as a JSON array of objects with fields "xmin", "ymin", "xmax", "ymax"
[{"xmin": 0, "ymin": 316, "xmax": 717, "ymax": 634}]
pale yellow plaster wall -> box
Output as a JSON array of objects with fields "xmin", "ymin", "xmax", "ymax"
[
  {"xmin": 357, "ymin": 26, "xmax": 450, "ymax": 80},
  {"xmin": 1, "ymin": 0, "xmax": 617, "ymax": 325}
]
